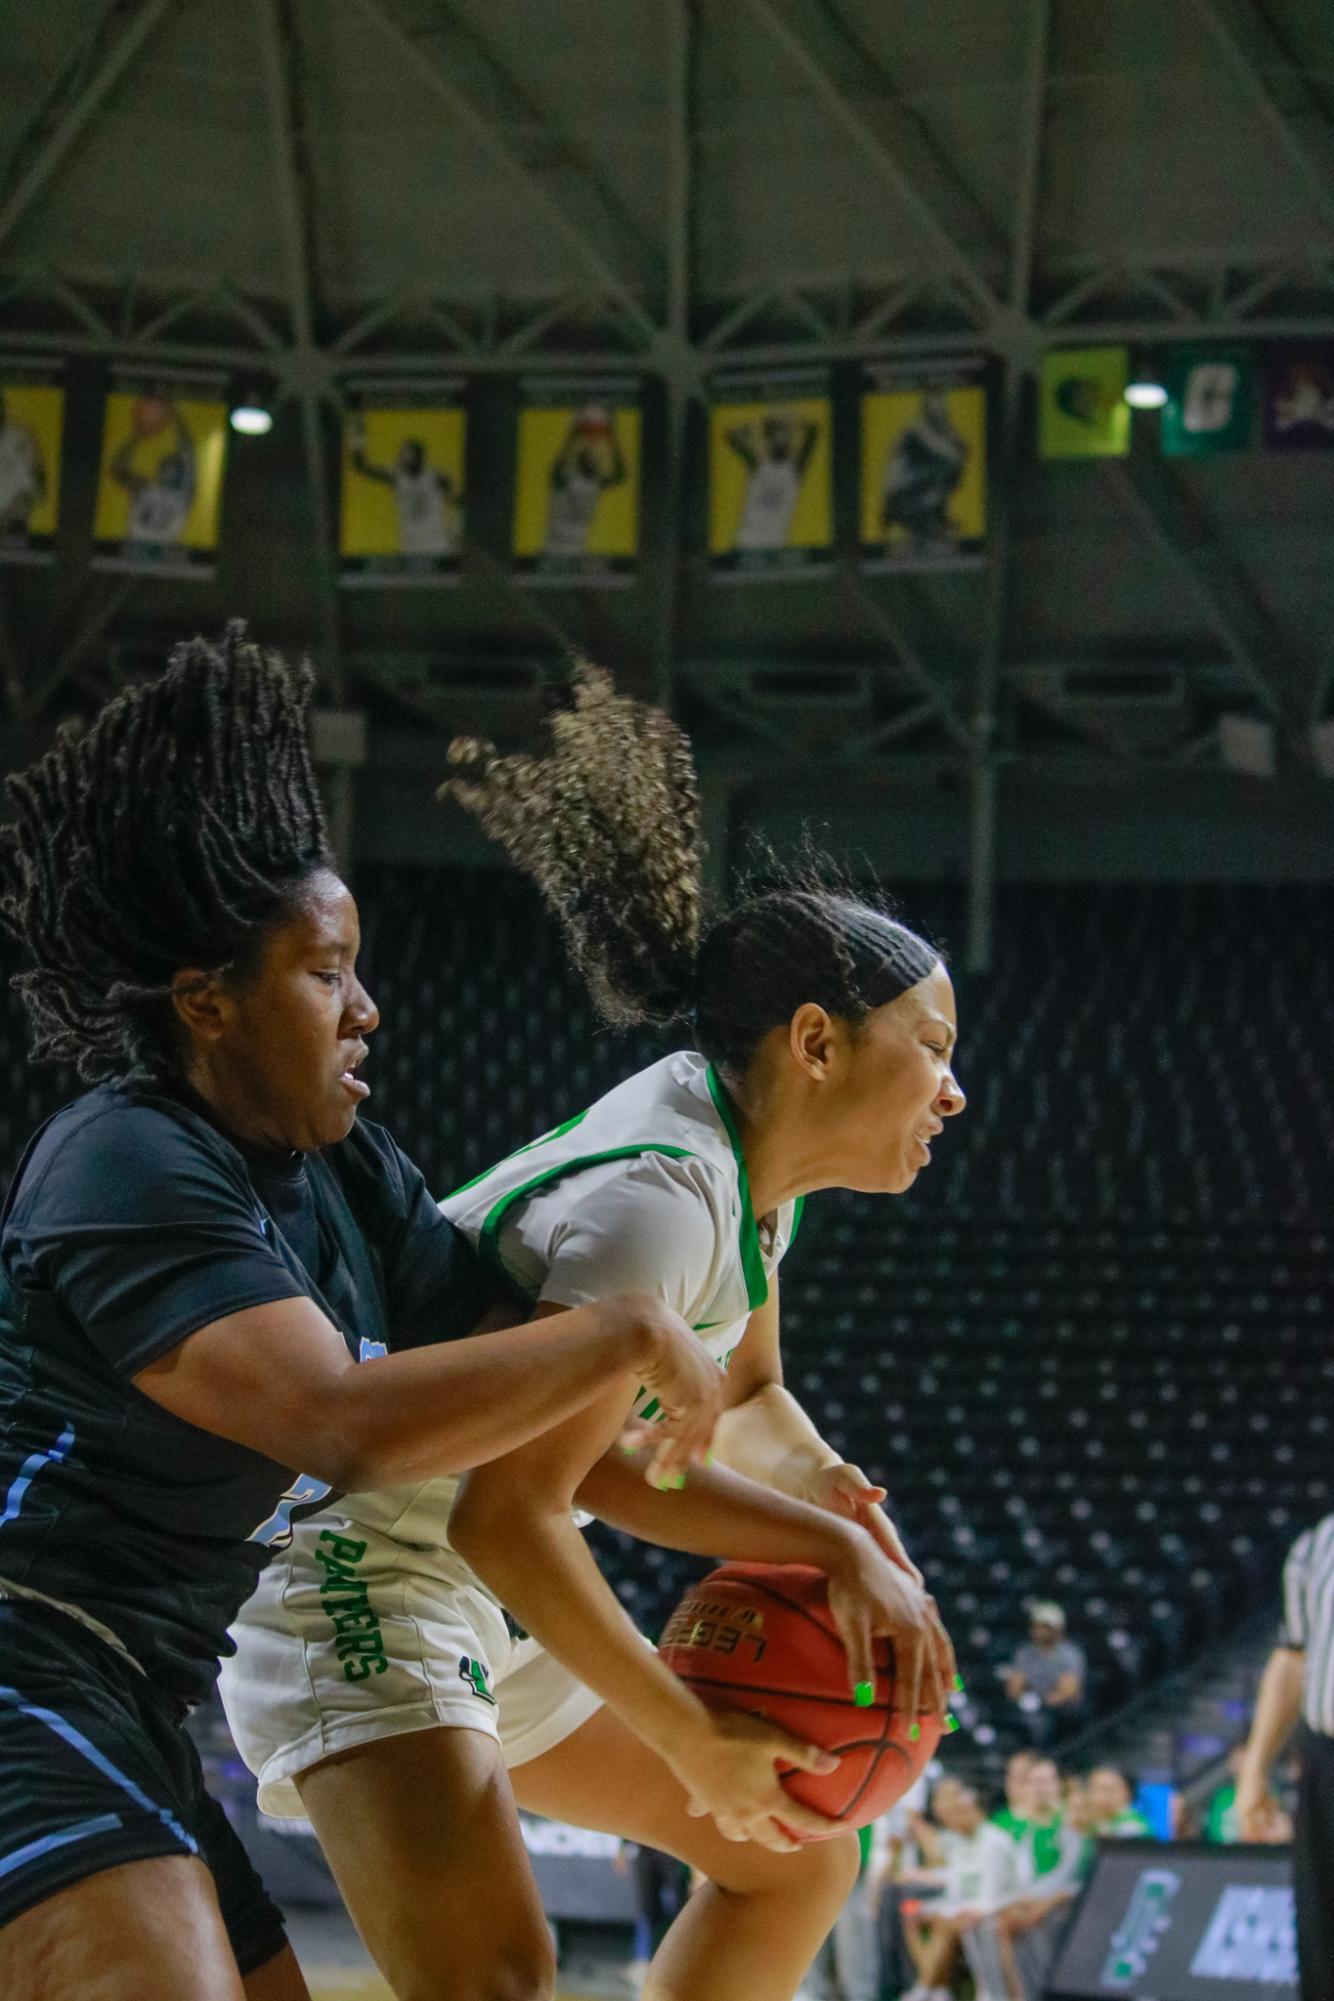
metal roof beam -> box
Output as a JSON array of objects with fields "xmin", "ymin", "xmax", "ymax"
[
  {"xmin": 1185, "ymin": 0, "xmax": 1334, "ymax": 241},
  {"xmin": 968, "ymin": 0, "xmax": 1051, "ymax": 973},
  {"xmin": 255, "ymin": 0, "xmax": 341, "ymax": 702},
  {"xmin": 1105, "ymin": 455, "xmax": 1310, "ymax": 759},
  {"xmin": 806, "ymin": 0, "xmax": 1007, "ymax": 261},
  {"xmin": 739, "ymin": 0, "xmax": 1005, "ymax": 326},
  {"xmin": 839, "ymin": 568, "xmax": 971, "ymax": 752},
  {"xmin": 0, "ymin": 0, "xmax": 181, "ymax": 258},
  {"xmin": 346, "ymin": 0, "xmax": 659, "ymax": 347},
  {"xmin": 412, "ymin": 1, "xmax": 666, "ymax": 295}
]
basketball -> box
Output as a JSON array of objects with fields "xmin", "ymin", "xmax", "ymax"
[
  {"xmin": 130, "ymin": 393, "xmax": 171, "ymax": 437},
  {"xmin": 659, "ymin": 1560, "xmax": 942, "ymax": 1839}
]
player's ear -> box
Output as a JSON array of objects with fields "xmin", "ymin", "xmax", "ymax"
[
  {"xmin": 170, "ymin": 968, "xmax": 232, "ymax": 1043},
  {"xmin": 788, "ymin": 1003, "xmax": 837, "ymax": 1079}
]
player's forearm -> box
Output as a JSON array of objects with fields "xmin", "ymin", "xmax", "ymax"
[
  {"xmin": 449, "ymin": 1494, "xmax": 709, "ymax": 1761},
  {"xmin": 1238, "ymin": 1648, "xmax": 1305, "ymax": 1792},
  {"xmin": 712, "ymin": 1381, "xmax": 840, "ymax": 1497},
  {"xmin": 327, "ymin": 1303, "xmax": 648, "ymax": 1488},
  {"xmin": 576, "ymin": 1450, "xmax": 861, "ymax": 1573}
]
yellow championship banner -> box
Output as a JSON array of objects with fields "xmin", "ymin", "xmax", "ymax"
[
  {"xmin": 860, "ymin": 358, "xmax": 987, "ymax": 570},
  {"xmin": 340, "ymin": 383, "xmax": 466, "ymax": 585},
  {"xmin": 1038, "ymin": 346, "xmax": 1131, "ymax": 460},
  {"xmin": 0, "ymin": 365, "xmax": 63, "ymax": 566},
  {"xmin": 513, "ymin": 379, "xmax": 640, "ymax": 583},
  {"xmin": 708, "ymin": 370, "xmax": 833, "ymax": 577},
  {"xmin": 92, "ymin": 371, "xmax": 228, "ymax": 575}
]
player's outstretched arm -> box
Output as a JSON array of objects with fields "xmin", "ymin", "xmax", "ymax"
[
  {"xmin": 134, "ymin": 1288, "xmax": 717, "ymax": 1492},
  {"xmin": 713, "ymin": 1288, "xmax": 922, "ymax": 1578},
  {"xmin": 449, "ymin": 1362, "xmax": 840, "ymax": 1851}
]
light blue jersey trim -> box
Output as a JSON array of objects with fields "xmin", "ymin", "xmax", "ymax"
[
  {"xmin": 0, "ymin": 1813, "xmax": 123, "ymax": 1882},
  {"xmin": 0, "ymin": 1424, "xmax": 75, "ymax": 1529},
  {"xmin": 0, "ymin": 1686, "xmax": 198, "ymax": 1855}
]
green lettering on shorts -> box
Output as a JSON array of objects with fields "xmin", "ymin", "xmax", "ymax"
[{"xmin": 317, "ymin": 1527, "xmax": 389, "ymax": 1681}]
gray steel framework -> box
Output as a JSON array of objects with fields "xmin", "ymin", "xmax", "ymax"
[{"xmin": 2, "ymin": 0, "xmax": 1333, "ymax": 956}]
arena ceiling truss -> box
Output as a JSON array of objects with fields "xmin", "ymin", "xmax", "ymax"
[{"xmin": 1, "ymin": 0, "xmax": 1333, "ymax": 955}]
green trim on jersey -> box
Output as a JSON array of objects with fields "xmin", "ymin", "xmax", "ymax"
[
  {"xmin": 449, "ymin": 1108, "xmax": 591, "ymax": 1200},
  {"xmin": 473, "ymin": 1143, "xmax": 696, "ymax": 1300},
  {"xmin": 458, "ymin": 1066, "xmax": 774, "ymax": 1318},
  {"xmin": 703, "ymin": 1065, "xmax": 767, "ymax": 1312}
]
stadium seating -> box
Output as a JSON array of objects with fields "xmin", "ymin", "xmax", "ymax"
[{"xmin": 0, "ymin": 868, "xmax": 1328, "ymax": 1760}]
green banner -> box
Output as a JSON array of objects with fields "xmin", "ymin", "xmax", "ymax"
[
  {"xmin": 1161, "ymin": 345, "xmax": 1254, "ymax": 456},
  {"xmin": 1038, "ymin": 347, "xmax": 1130, "ymax": 459}
]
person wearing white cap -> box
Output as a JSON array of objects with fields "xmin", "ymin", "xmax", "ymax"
[{"xmin": 1003, "ymin": 1601, "xmax": 1087, "ymax": 1747}]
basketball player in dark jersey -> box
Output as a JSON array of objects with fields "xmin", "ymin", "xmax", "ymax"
[{"xmin": 0, "ymin": 625, "xmax": 718, "ymax": 2001}]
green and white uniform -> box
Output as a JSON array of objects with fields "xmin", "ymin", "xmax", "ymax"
[{"xmin": 220, "ymin": 1052, "xmax": 801, "ymax": 1816}]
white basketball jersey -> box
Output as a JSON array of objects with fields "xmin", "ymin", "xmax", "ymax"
[
  {"xmin": 0, "ymin": 424, "xmax": 40, "ymax": 525},
  {"xmin": 544, "ymin": 470, "xmax": 602, "ymax": 555},
  {"xmin": 394, "ymin": 467, "xmax": 453, "ymax": 555},
  {"xmin": 326, "ymin": 1052, "xmax": 802, "ymax": 1560},
  {"xmin": 735, "ymin": 459, "xmax": 801, "ymax": 551},
  {"xmin": 128, "ymin": 482, "xmax": 189, "ymax": 544}
]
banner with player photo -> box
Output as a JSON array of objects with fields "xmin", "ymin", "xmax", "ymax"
[
  {"xmin": 860, "ymin": 358, "xmax": 987, "ymax": 571},
  {"xmin": 1161, "ymin": 345, "xmax": 1255, "ymax": 456},
  {"xmin": 92, "ymin": 370, "xmax": 228, "ymax": 576},
  {"xmin": 708, "ymin": 370, "xmax": 833, "ymax": 577},
  {"xmin": 512, "ymin": 379, "xmax": 640, "ymax": 584},
  {"xmin": 1038, "ymin": 346, "xmax": 1130, "ymax": 460},
  {"xmin": 339, "ymin": 382, "xmax": 466, "ymax": 585},
  {"xmin": 1262, "ymin": 344, "xmax": 1334, "ymax": 451},
  {"xmin": 0, "ymin": 363, "xmax": 63, "ymax": 566}
]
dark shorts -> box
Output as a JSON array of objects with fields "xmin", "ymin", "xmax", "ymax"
[{"xmin": 0, "ymin": 1601, "xmax": 286, "ymax": 1976}]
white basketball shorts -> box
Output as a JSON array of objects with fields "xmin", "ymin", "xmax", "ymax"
[{"xmin": 218, "ymin": 1512, "xmax": 603, "ymax": 1818}]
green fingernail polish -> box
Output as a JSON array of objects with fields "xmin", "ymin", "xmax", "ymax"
[
  {"xmin": 670, "ymin": 1472, "xmax": 687, "ymax": 1490},
  {"xmin": 953, "ymin": 1673, "xmax": 965, "ymax": 1693},
  {"xmin": 944, "ymin": 1713, "xmax": 959, "ymax": 1734},
  {"xmin": 620, "ymin": 1442, "xmax": 641, "ymax": 1456},
  {"xmin": 854, "ymin": 1681, "xmax": 874, "ymax": 1707},
  {"xmin": 908, "ymin": 1723, "xmax": 921, "ymax": 1743},
  {"xmin": 706, "ymin": 1450, "xmax": 715, "ymax": 1467}
]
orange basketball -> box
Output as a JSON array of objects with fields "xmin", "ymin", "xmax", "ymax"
[{"xmin": 659, "ymin": 1561, "xmax": 942, "ymax": 1839}]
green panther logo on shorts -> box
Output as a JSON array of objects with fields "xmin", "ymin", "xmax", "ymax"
[{"xmin": 459, "ymin": 1655, "xmax": 497, "ymax": 1705}]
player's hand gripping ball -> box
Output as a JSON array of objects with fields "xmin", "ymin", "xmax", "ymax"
[{"xmin": 660, "ymin": 1561, "xmax": 943, "ymax": 1838}]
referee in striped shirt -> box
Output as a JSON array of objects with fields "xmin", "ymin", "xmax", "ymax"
[{"xmin": 1236, "ymin": 1513, "xmax": 1334, "ymax": 2001}]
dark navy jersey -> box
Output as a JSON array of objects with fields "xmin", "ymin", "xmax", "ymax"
[{"xmin": 0, "ymin": 1075, "xmax": 493, "ymax": 1706}]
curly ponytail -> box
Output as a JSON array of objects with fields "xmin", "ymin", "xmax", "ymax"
[
  {"xmin": 442, "ymin": 663, "xmax": 701, "ymax": 1026},
  {"xmin": 443, "ymin": 662, "xmax": 941, "ymax": 1075}
]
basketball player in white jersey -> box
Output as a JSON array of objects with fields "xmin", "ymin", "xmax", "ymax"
[
  {"xmin": 727, "ymin": 409, "xmax": 818, "ymax": 551},
  {"xmin": 0, "ymin": 391, "xmax": 45, "ymax": 534},
  {"xmin": 544, "ymin": 405, "xmax": 626, "ymax": 556},
  {"xmin": 222, "ymin": 667, "xmax": 961, "ymax": 2001},
  {"xmin": 111, "ymin": 401, "xmax": 196, "ymax": 547},
  {"xmin": 350, "ymin": 421, "xmax": 459, "ymax": 557}
]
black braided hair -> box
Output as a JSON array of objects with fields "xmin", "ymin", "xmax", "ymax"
[
  {"xmin": 0, "ymin": 621, "xmax": 331, "ymax": 1081},
  {"xmin": 442, "ymin": 662, "xmax": 940, "ymax": 1077}
]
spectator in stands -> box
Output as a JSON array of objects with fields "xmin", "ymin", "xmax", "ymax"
[
  {"xmin": 901, "ymin": 1776, "xmax": 1020, "ymax": 2001},
  {"xmin": 1085, "ymin": 1767, "xmax": 1150, "ymax": 1837},
  {"xmin": 872, "ymin": 1771, "xmax": 934, "ymax": 2000},
  {"xmin": 991, "ymin": 1750, "xmax": 1038, "ymax": 1838},
  {"xmin": 996, "ymin": 1758, "xmax": 1090, "ymax": 1997},
  {"xmin": 1003, "ymin": 1601, "xmax": 1087, "ymax": 1745},
  {"xmin": 1236, "ymin": 1512, "xmax": 1334, "ymax": 2000}
]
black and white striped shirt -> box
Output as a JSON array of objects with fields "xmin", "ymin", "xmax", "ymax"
[{"xmin": 1280, "ymin": 1514, "xmax": 1334, "ymax": 1736}]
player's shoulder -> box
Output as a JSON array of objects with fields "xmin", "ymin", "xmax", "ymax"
[{"xmin": 6, "ymin": 1077, "xmax": 249, "ymax": 1227}]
